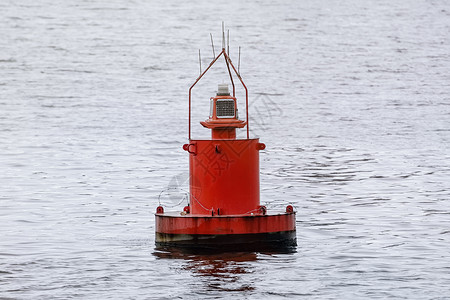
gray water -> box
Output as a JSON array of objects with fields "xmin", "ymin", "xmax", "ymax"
[{"xmin": 1, "ymin": 0, "xmax": 450, "ymax": 299}]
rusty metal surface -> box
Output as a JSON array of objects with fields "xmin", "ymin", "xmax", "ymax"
[{"xmin": 155, "ymin": 212, "xmax": 296, "ymax": 235}]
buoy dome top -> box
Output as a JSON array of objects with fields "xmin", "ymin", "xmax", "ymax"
[{"xmin": 217, "ymin": 84, "xmax": 230, "ymax": 96}]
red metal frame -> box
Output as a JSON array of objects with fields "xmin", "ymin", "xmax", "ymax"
[{"xmin": 188, "ymin": 48, "xmax": 249, "ymax": 140}]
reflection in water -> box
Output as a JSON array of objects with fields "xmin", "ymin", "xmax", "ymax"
[
  {"xmin": 153, "ymin": 247, "xmax": 294, "ymax": 293},
  {"xmin": 183, "ymin": 252, "xmax": 257, "ymax": 292}
]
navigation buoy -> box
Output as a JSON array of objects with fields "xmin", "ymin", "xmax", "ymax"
[{"xmin": 155, "ymin": 28, "xmax": 296, "ymax": 251}]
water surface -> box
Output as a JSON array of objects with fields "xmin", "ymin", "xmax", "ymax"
[{"xmin": 1, "ymin": 0, "xmax": 450, "ymax": 299}]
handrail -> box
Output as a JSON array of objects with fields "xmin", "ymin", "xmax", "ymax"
[{"xmin": 188, "ymin": 48, "xmax": 249, "ymax": 140}]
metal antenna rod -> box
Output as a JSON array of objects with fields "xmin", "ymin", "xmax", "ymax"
[
  {"xmin": 227, "ymin": 30, "xmax": 230, "ymax": 56},
  {"xmin": 198, "ymin": 49, "xmax": 202, "ymax": 76},
  {"xmin": 222, "ymin": 21, "xmax": 225, "ymax": 49},
  {"xmin": 238, "ymin": 46, "xmax": 241, "ymax": 74},
  {"xmin": 210, "ymin": 33, "xmax": 215, "ymax": 58}
]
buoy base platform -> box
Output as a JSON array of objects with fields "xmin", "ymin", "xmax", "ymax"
[{"xmin": 155, "ymin": 211, "xmax": 296, "ymax": 252}]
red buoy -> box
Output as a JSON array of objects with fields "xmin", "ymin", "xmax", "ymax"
[{"xmin": 155, "ymin": 29, "xmax": 296, "ymax": 251}]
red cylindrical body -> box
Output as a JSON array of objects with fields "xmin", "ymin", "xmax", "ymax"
[
  {"xmin": 188, "ymin": 138, "xmax": 261, "ymax": 215},
  {"xmin": 211, "ymin": 128, "xmax": 236, "ymax": 140}
]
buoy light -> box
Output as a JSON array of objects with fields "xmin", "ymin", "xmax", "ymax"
[{"xmin": 200, "ymin": 84, "xmax": 246, "ymax": 140}]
